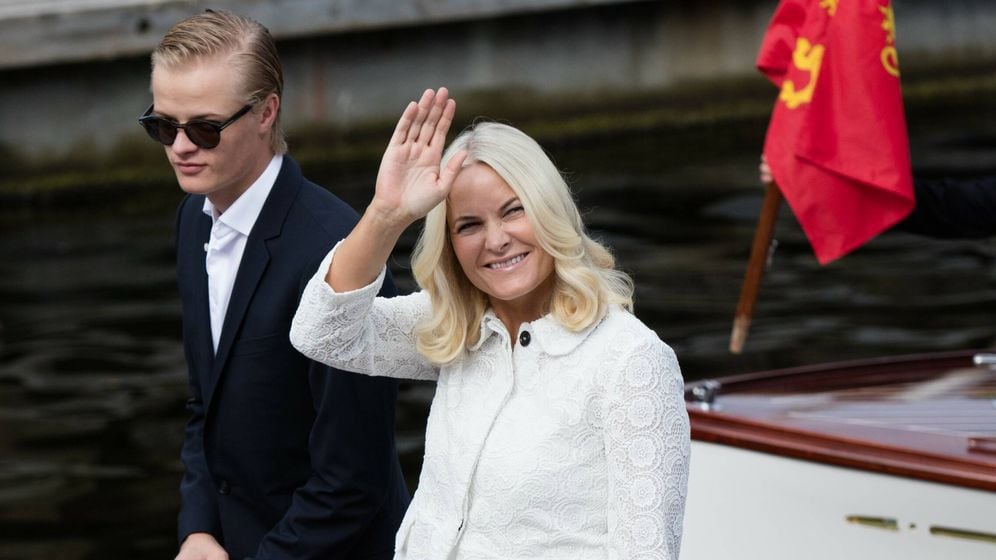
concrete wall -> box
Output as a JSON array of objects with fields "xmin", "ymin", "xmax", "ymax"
[
  {"xmin": 0, "ymin": 0, "xmax": 641, "ymax": 70},
  {"xmin": 2, "ymin": 0, "xmax": 995, "ymax": 162}
]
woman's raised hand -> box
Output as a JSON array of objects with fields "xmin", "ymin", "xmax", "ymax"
[
  {"xmin": 373, "ymin": 88, "xmax": 467, "ymax": 227},
  {"xmin": 323, "ymin": 88, "xmax": 465, "ymax": 292}
]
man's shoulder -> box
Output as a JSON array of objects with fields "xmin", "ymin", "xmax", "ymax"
[
  {"xmin": 275, "ymin": 155, "xmax": 355, "ymax": 213},
  {"xmin": 297, "ymin": 177, "xmax": 357, "ymax": 214},
  {"xmin": 289, "ymin": 175, "xmax": 362, "ymax": 240}
]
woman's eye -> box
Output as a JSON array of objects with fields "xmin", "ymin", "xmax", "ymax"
[
  {"xmin": 456, "ymin": 222, "xmax": 480, "ymax": 233},
  {"xmin": 504, "ymin": 206, "xmax": 524, "ymax": 217}
]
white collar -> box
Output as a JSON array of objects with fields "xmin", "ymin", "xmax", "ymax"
[
  {"xmin": 470, "ymin": 307, "xmax": 606, "ymax": 356},
  {"xmin": 202, "ymin": 154, "xmax": 283, "ymax": 235}
]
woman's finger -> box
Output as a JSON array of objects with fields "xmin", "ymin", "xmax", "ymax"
[
  {"xmin": 406, "ymin": 89, "xmax": 435, "ymax": 143},
  {"xmin": 430, "ymin": 98, "xmax": 456, "ymax": 152},
  {"xmin": 389, "ymin": 101, "xmax": 419, "ymax": 146},
  {"xmin": 417, "ymin": 87, "xmax": 449, "ymax": 148},
  {"xmin": 439, "ymin": 149, "xmax": 468, "ymax": 192}
]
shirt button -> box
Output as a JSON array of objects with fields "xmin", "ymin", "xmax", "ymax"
[
  {"xmin": 218, "ymin": 480, "xmax": 231, "ymax": 495},
  {"xmin": 519, "ymin": 331, "xmax": 531, "ymax": 347}
]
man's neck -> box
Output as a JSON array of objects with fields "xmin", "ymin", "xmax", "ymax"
[{"xmin": 208, "ymin": 152, "xmax": 278, "ymax": 214}]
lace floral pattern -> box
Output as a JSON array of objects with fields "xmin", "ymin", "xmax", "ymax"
[{"xmin": 290, "ymin": 247, "xmax": 690, "ymax": 559}]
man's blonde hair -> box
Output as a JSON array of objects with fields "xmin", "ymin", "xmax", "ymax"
[
  {"xmin": 151, "ymin": 9, "xmax": 287, "ymax": 154},
  {"xmin": 411, "ymin": 122, "xmax": 634, "ymax": 364}
]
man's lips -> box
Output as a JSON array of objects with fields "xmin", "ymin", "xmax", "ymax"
[{"xmin": 173, "ymin": 162, "xmax": 206, "ymax": 174}]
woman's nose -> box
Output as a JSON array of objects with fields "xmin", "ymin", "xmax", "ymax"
[{"xmin": 485, "ymin": 222, "xmax": 511, "ymax": 252}]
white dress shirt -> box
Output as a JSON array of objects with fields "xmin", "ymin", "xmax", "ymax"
[
  {"xmin": 290, "ymin": 245, "xmax": 691, "ymax": 560},
  {"xmin": 203, "ymin": 154, "xmax": 282, "ymax": 352}
]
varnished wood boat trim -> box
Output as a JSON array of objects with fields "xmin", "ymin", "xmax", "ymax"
[
  {"xmin": 687, "ymin": 350, "xmax": 996, "ymax": 492},
  {"xmin": 689, "ymin": 409, "xmax": 996, "ymax": 491}
]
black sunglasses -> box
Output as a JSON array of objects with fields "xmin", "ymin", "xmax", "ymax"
[{"xmin": 138, "ymin": 104, "xmax": 253, "ymax": 149}]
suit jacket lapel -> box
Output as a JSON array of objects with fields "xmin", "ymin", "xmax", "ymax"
[{"xmin": 204, "ymin": 157, "xmax": 303, "ymax": 409}]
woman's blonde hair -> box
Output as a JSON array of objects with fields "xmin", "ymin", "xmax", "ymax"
[
  {"xmin": 411, "ymin": 121, "xmax": 634, "ymax": 364},
  {"xmin": 151, "ymin": 9, "xmax": 287, "ymax": 154}
]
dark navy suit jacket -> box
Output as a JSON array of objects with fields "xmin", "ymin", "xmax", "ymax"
[
  {"xmin": 898, "ymin": 175, "xmax": 996, "ymax": 238},
  {"xmin": 175, "ymin": 156, "xmax": 409, "ymax": 559}
]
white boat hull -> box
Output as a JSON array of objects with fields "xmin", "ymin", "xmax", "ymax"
[{"xmin": 682, "ymin": 441, "xmax": 996, "ymax": 559}]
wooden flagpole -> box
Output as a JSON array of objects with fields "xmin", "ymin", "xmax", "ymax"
[{"xmin": 729, "ymin": 183, "xmax": 782, "ymax": 354}]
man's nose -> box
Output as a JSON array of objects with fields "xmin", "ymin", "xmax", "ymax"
[{"xmin": 169, "ymin": 128, "xmax": 199, "ymax": 155}]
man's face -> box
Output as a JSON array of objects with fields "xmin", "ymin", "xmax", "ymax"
[{"xmin": 150, "ymin": 55, "xmax": 273, "ymax": 212}]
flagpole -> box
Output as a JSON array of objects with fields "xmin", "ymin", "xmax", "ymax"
[{"xmin": 729, "ymin": 182, "xmax": 782, "ymax": 354}]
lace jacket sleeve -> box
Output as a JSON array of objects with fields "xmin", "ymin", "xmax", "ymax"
[
  {"xmin": 603, "ymin": 335, "xmax": 690, "ymax": 559},
  {"xmin": 290, "ymin": 245, "xmax": 439, "ymax": 381}
]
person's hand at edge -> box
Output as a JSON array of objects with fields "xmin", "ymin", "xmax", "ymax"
[
  {"xmin": 759, "ymin": 154, "xmax": 773, "ymax": 187},
  {"xmin": 175, "ymin": 532, "xmax": 229, "ymax": 560}
]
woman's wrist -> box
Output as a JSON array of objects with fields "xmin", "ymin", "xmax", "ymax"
[{"xmin": 365, "ymin": 199, "xmax": 414, "ymax": 237}]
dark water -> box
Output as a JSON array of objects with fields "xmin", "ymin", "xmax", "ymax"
[{"xmin": 1, "ymin": 102, "xmax": 994, "ymax": 559}]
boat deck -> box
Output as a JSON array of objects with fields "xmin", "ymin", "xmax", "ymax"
[{"xmin": 686, "ymin": 351, "xmax": 996, "ymax": 491}]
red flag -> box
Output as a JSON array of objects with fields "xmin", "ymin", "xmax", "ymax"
[{"xmin": 758, "ymin": 0, "xmax": 914, "ymax": 264}]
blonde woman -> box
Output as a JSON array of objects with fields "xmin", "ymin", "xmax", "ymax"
[{"xmin": 291, "ymin": 88, "xmax": 689, "ymax": 559}]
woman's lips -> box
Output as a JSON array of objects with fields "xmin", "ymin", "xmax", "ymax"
[{"xmin": 485, "ymin": 252, "xmax": 528, "ymax": 270}]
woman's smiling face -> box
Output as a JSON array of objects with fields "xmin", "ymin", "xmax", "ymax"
[{"xmin": 446, "ymin": 162, "xmax": 555, "ymax": 316}]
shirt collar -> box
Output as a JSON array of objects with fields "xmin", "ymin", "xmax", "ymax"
[
  {"xmin": 470, "ymin": 309, "xmax": 505, "ymax": 351},
  {"xmin": 470, "ymin": 307, "xmax": 606, "ymax": 356},
  {"xmin": 202, "ymin": 154, "xmax": 283, "ymax": 236}
]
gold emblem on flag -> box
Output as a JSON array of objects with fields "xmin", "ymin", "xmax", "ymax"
[
  {"xmin": 780, "ymin": 38, "xmax": 825, "ymax": 109},
  {"xmin": 880, "ymin": 3, "xmax": 900, "ymax": 77}
]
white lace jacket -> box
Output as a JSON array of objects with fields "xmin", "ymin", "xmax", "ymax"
[{"xmin": 290, "ymin": 248, "xmax": 690, "ymax": 560}]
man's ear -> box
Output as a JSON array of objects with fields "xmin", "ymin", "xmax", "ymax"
[{"xmin": 258, "ymin": 92, "xmax": 280, "ymax": 132}]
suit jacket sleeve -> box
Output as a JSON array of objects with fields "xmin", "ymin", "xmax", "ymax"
[
  {"xmin": 249, "ymin": 252, "xmax": 404, "ymax": 560},
  {"xmin": 175, "ymin": 196, "xmax": 223, "ymax": 543},
  {"xmin": 177, "ymin": 390, "xmax": 223, "ymax": 541},
  {"xmin": 895, "ymin": 175, "xmax": 996, "ymax": 238}
]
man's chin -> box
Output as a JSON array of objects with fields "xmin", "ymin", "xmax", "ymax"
[{"xmin": 176, "ymin": 177, "xmax": 212, "ymax": 196}]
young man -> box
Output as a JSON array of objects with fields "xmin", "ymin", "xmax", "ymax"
[{"xmin": 140, "ymin": 10, "xmax": 409, "ymax": 560}]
